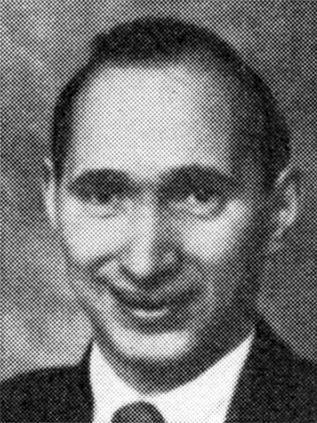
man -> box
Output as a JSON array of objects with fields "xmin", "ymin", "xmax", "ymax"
[{"xmin": 1, "ymin": 16, "xmax": 316, "ymax": 423}]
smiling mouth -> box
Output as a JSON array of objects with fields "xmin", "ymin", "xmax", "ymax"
[{"xmin": 107, "ymin": 284, "xmax": 197, "ymax": 318}]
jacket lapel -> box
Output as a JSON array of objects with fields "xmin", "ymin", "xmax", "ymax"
[{"xmin": 58, "ymin": 343, "xmax": 94, "ymax": 422}]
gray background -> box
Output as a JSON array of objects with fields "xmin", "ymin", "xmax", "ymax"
[{"xmin": 2, "ymin": 0, "xmax": 317, "ymax": 381}]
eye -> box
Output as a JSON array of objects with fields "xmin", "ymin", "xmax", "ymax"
[
  {"xmin": 168, "ymin": 186, "xmax": 223, "ymax": 219},
  {"xmin": 194, "ymin": 187, "xmax": 216, "ymax": 203},
  {"xmin": 68, "ymin": 180, "xmax": 130, "ymax": 217},
  {"xmin": 83, "ymin": 186, "xmax": 118, "ymax": 204}
]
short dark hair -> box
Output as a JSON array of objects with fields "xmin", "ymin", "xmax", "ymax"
[{"xmin": 52, "ymin": 16, "xmax": 290, "ymax": 190}]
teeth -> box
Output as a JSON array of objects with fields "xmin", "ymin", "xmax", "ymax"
[{"xmin": 132, "ymin": 307, "xmax": 168, "ymax": 319}]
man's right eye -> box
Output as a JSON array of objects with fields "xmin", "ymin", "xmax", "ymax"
[
  {"xmin": 69, "ymin": 183, "xmax": 128, "ymax": 217},
  {"xmin": 74, "ymin": 185, "xmax": 114, "ymax": 203}
]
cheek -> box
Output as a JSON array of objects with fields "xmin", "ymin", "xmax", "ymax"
[
  {"xmin": 59, "ymin": 209, "xmax": 129, "ymax": 265},
  {"xmin": 183, "ymin": 200, "xmax": 257, "ymax": 263},
  {"xmin": 182, "ymin": 201, "xmax": 261, "ymax": 308}
]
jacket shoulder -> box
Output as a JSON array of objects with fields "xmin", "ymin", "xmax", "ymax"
[
  {"xmin": 271, "ymin": 341, "xmax": 317, "ymax": 404},
  {"xmin": 229, "ymin": 320, "xmax": 317, "ymax": 422},
  {"xmin": 0, "ymin": 363, "xmax": 92, "ymax": 422},
  {"xmin": 255, "ymin": 324, "xmax": 317, "ymax": 421},
  {"xmin": 256, "ymin": 324, "xmax": 317, "ymax": 396}
]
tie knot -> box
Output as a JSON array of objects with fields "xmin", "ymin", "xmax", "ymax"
[{"xmin": 111, "ymin": 401, "xmax": 165, "ymax": 423}]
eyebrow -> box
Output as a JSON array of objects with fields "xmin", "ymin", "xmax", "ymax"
[
  {"xmin": 68, "ymin": 165, "xmax": 238, "ymax": 193},
  {"xmin": 162, "ymin": 165, "xmax": 236, "ymax": 185},
  {"xmin": 68, "ymin": 169, "xmax": 133, "ymax": 194}
]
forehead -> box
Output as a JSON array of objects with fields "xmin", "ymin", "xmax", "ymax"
[{"xmin": 66, "ymin": 64, "xmax": 261, "ymax": 183}]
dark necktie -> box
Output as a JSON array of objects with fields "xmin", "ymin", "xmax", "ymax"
[{"xmin": 111, "ymin": 401, "xmax": 166, "ymax": 423}]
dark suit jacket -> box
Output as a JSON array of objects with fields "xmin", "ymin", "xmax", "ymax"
[{"xmin": 1, "ymin": 319, "xmax": 317, "ymax": 422}]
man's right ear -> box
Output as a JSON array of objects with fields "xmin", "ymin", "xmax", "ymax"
[{"xmin": 42, "ymin": 158, "xmax": 58, "ymax": 228}]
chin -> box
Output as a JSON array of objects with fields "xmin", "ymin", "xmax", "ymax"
[{"xmin": 108, "ymin": 323, "xmax": 193, "ymax": 366}]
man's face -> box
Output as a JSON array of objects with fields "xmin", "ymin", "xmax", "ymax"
[{"xmin": 52, "ymin": 65, "xmax": 267, "ymax": 374}]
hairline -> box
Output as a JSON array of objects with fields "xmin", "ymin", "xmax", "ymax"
[{"xmin": 51, "ymin": 21, "xmax": 290, "ymax": 190}]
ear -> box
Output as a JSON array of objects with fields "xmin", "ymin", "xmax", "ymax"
[
  {"xmin": 42, "ymin": 158, "xmax": 58, "ymax": 228},
  {"xmin": 266, "ymin": 166, "xmax": 301, "ymax": 254}
]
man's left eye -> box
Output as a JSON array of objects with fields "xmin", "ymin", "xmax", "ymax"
[{"xmin": 168, "ymin": 188, "xmax": 223, "ymax": 219}]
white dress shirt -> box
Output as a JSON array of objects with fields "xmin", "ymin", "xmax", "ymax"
[{"xmin": 90, "ymin": 332, "xmax": 254, "ymax": 423}]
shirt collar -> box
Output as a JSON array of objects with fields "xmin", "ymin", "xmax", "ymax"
[{"xmin": 90, "ymin": 331, "xmax": 254, "ymax": 423}]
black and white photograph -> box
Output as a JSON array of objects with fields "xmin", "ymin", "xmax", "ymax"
[{"xmin": 1, "ymin": 1, "xmax": 317, "ymax": 422}]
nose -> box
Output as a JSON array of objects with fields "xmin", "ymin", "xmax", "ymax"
[{"xmin": 120, "ymin": 195, "xmax": 182, "ymax": 289}]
